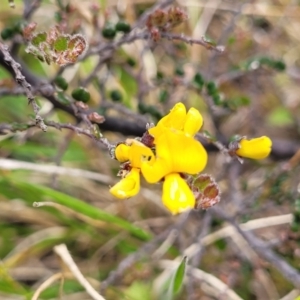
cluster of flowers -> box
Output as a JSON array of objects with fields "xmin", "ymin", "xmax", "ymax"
[{"xmin": 109, "ymin": 103, "xmax": 272, "ymax": 215}]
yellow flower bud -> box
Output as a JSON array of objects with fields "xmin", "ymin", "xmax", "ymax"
[
  {"xmin": 109, "ymin": 168, "xmax": 140, "ymax": 199},
  {"xmin": 236, "ymin": 136, "xmax": 272, "ymax": 159},
  {"xmin": 183, "ymin": 107, "xmax": 203, "ymax": 137},
  {"xmin": 162, "ymin": 173, "xmax": 195, "ymax": 215}
]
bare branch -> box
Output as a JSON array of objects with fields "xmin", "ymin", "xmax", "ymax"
[
  {"xmin": 212, "ymin": 207, "xmax": 300, "ymax": 289},
  {"xmin": 0, "ymin": 42, "xmax": 47, "ymax": 132},
  {"xmin": 160, "ymin": 32, "xmax": 225, "ymax": 52}
]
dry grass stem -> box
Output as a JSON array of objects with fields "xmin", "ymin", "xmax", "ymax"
[{"xmin": 53, "ymin": 244, "xmax": 106, "ymax": 300}]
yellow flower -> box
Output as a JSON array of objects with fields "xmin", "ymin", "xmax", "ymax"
[
  {"xmin": 162, "ymin": 173, "xmax": 195, "ymax": 214},
  {"xmin": 115, "ymin": 139, "xmax": 154, "ymax": 168},
  {"xmin": 149, "ymin": 102, "xmax": 204, "ymax": 140},
  {"xmin": 109, "ymin": 168, "xmax": 140, "ymax": 199},
  {"xmin": 148, "ymin": 102, "xmax": 186, "ymax": 139},
  {"xmin": 236, "ymin": 136, "xmax": 272, "ymax": 159},
  {"xmin": 110, "ymin": 140, "xmax": 154, "ymax": 199},
  {"xmin": 141, "ymin": 129, "xmax": 207, "ymax": 183}
]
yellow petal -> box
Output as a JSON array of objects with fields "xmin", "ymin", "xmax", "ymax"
[
  {"xmin": 109, "ymin": 168, "xmax": 140, "ymax": 199},
  {"xmin": 141, "ymin": 130, "xmax": 207, "ymax": 183},
  {"xmin": 236, "ymin": 136, "xmax": 272, "ymax": 159},
  {"xmin": 162, "ymin": 173, "xmax": 195, "ymax": 215},
  {"xmin": 183, "ymin": 107, "xmax": 203, "ymax": 137},
  {"xmin": 115, "ymin": 143, "xmax": 130, "ymax": 162},
  {"xmin": 149, "ymin": 102, "xmax": 186, "ymax": 139},
  {"xmin": 129, "ymin": 140, "xmax": 154, "ymax": 168},
  {"xmin": 141, "ymin": 155, "xmax": 172, "ymax": 183}
]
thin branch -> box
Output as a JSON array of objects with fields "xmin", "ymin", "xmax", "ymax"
[
  {"xmin": 213, "ymin": 207, "xmax": 300, "ymax": 289},
  {"xmin": 23, "ymin": 0, "xmax": 42, "ymax": 20},
  {"xmin": 184, "ymin": 213, "xmax": 293, "ymax": 258},
  {"xmin": 160, "ymin": 32, "xmax": 225, "ymax": 52},
  {"xmin": 0, "ymin": 43, "xmax": 47, "ymax": 132},
  {"xmin": 100, "ymin": 211, "xmax": 191, "ymax": 293},
  {"xmin": 54, "ymin": 244, "xmax": 106, "ymax": 300}
]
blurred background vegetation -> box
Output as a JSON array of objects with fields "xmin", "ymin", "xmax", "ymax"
[{"xmin": 1, "ymin": 0, "xmax": 300, "ymax": 299}]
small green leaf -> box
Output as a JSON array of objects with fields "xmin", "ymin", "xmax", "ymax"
[
  {"xmin": 115, "ymin": 21, "xmax": 131, "ymax": 33},
  {"xmin": 110, "ymin": 89, "xmax": 123, "ymax": 102},
  {"xmin": 193, "ymin": 174, "xmax": 221, "ymax": 210},
  {"xmin": 1, "ymin": 27, "xmax": 15, "ymax": 40},
  {"xmin": 193, "ymin": 174, "xmax": 212, "ymax": 191},
  {"xmin": 31, "ymin": 32, "xmax": 47, "ymax": 46},
  {"xmin": 54, "ymin": 76, "xmax": 68, "ymax": 91},
  {"xmin": 272, "ymin": 60, "xmax": 286, "ymax": 71},
  {"xmin": 71, "ymin": 87, "xmax": 90, "ymax": 103},
  {"xmin": 53, "ymin": 35, "xmax": 69, "ymax": 51},
  {"xmin": 172, "ymin": 256, "xmax": 188, "ymax": 294},
  {"xmin": 56, "ymin": 91, "xmax": 70, "ymax": 105},
  {"xmin": 102, "ymin": 23, "xmax": 116, "ymax": 39},
  {"xmin": 166, "ymin": 256, "xmax": 188, "ymax": 299},
  {"xmin": 159, "ymin": 90, "xmax": 169, "ymax": 103},
  {"xmin": 193, "ymin": 72, "xmax": 204, "ymax": 89},
  {"xmin": 206, "ymin": 81, "xmax": 218, "ymax": 96}
]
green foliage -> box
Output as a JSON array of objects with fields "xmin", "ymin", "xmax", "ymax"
[
  {"xmin": 1, "ymin": 27, "xmax": 15, "ymax": 40},
  {"xmin": 159, "ymin": 256, "xmax": 188, "ymax": 300},
  {"xmin": 13, "ymin": 181, "xmax": 151, "ymax": 240},
  {"xmin": 242, "ymin": 56, "xmax": 286, "ymax": 72},
  {"xmin": 193, "ymin": 72, "xmax": 204, "ymax": 89},
  {"xmin": 159, "ymin": 90, "xmax": 169, "ymax": 103},
  {"xmin": 124, "ymin": 281, "xmax": 152, "ymax": 300},
  {"xmin": 31, "ymin": 32, "xmax": 47, "ymax": 47},
  {"xmin": 71, "ymin": 87, "xmax": 90, "ymax": 103},
  {"xmin": 110, "ymin": 89, "xmax": 123, "ymax": 102},
  {"xmin": 102, "ymin": 23, "xmax": 116, "ymax": 39},
  {"xmin": 267, "ymin": 107, "xmax": 294, "ymax": 126},
  {"xmin": 26, "ymin": 28, "xmax": 87, "ymax": 66},
  {"xmin": 115, "ymin": 21, "xmax": 131, "ymax": 33},
  {"xmin": 53, "ymin": 35, "xmax": 69, "ymax": 51},
  {"xmin": 54, "ymin": 76, "xmax": 68, "ymax": 91},
  {"xmin": 138, "ymin": 103, "xmax": 163, "ymax": 120}
]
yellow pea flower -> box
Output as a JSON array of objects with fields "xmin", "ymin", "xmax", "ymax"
[
  {"xmin": 148, "ymin": 102, "xmax": 186, "ymax": 139},
  {"xmin": 109, "ymin": 168, "xmax": 140, "ymax": 199},
  {"xmin": 236, "ymin": 136, "xmax": 272, "ymax": 159},
  {"xmin": 149, "ymin": 102, "xmax": 204, "ymax": 140},
  {"xmin": 141, "ymin": 130, "xmax": 207, "ymax": 183},
  {"xmin": 162, "ymin": 173, "xmax": 195, "ymax": 214}
]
